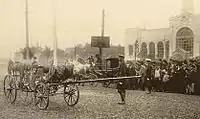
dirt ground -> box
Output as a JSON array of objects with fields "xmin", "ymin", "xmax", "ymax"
[{"xmin": 1, "ymin": 64, "xmax": 200, "ymax": 119}]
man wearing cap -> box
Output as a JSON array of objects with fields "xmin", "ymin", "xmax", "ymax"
[{"xmin": 116, "ymin": 54, "xmax": 127, "ymax": 104}]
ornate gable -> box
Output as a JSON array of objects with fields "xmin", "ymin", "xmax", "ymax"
[{"xmin": 169, "ymin": 12, "xmax": 193, "ymax": 28}]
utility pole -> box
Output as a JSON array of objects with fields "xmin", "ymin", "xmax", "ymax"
[
  {"xmin": 74, "ymin": 45, "xmax": 76, "ymax": 60},
  {"xmin": 25, "ymin": 0, "xmax": 30, "ymax": 60},
  {"xmin": 135, "ymin": 29, "xmax": 140, "ymax": 61},
  {"xmin": 100, "ymin": 9, "xmax": 105, "ymax": 69},
  {"xmin": 52, "ymin": 0, "xmax": 58, "ymax": 66}
]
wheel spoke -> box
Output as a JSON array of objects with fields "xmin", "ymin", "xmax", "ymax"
[
  {"xmin": 39, "ymin": 98, "xmax": 43, "ymax": 107},
  {"xmin": 35, "ymin": 97, "xmax": 41, "ymax": 105},
  {"xmin": 8, "ymin": 92, "xmax": 12, "ymax": 101},
  {"xmin": 71, "ymin": 95, "xmax": 76, "ymax": 103},
  {"xmin": 43, "ymin": 98, "xmax": 47, "ymax": 105},
  {"xmin": 6, "ymin": 90, "xmax": 11, "ymax": 98},
  {"xmin": 64, "ymin": 94, "xmax": 70, "ymax": 98},
  {"xmin": 70, "ymin": 95, "xmax": 73, "ymax": 105},
  {"xmin": 67, "ymin": 95, "xmax": 71, "ymax": 104}
]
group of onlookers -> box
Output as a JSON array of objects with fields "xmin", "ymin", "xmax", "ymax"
[{"xmin": 125, "ymin": 58, "xmax": 200, "ymax": 95}]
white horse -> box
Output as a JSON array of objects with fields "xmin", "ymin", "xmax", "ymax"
[{"xmin": 69, "ymin": 58, "xmax": 97, "ymax": 83}]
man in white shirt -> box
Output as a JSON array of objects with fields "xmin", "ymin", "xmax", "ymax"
[{"xmin": 154, "ymin": 66, "xmax": 161, "ymax": 91}]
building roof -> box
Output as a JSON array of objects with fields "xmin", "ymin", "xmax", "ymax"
[
  {"xmin": 139, "ymin": 28, "xmax": 171, "ymax": 42},
  {"xmin": 125, "ymin": 27, "xmax": 171, "ymax": 43}
]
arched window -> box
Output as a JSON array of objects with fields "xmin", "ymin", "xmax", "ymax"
[
  {"xmin": 165, "ymin": 41, "xmax": 169, "ymax": 59},
  {"xmin": 157, "ymin": 41, "xmax": 164, "ymax": 59},
  {"xmin": 140, "ymin": 42, "xmax": 147, "ymax": 59},
  {"xmin": 149, "ymin": 42, "xmax": 155, "ymax": 60},
  {"xmin": 176, "ymin": 27, "xmax": 194, "ymax": 57},
  {"xmin": 128, "ymin": 45, "xmax": 133, "ymax": 56}
]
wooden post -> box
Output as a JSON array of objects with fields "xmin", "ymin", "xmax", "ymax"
[
  {"xmin": 52, "ymin": 0, "xmax": 57, "ymax": 66},
  {"xmin": 99, "ymin": 9, "xmax": 105, "ymax": 69},
  {"xmin": 25, "ymin": 0, "xmax": 30, "ymax": 60}
]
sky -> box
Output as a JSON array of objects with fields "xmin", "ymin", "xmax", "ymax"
[{"xmin": 0, "ymin": 0, "xmax": 200, "ymax": 58}]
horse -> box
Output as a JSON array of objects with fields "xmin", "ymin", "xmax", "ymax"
[{"xmin": 7, "ymin": 59, "xmax": 25, "ymax": 76}]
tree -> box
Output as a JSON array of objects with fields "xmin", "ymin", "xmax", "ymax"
[
  {"xmin": 20, "ymin": 47, "xmax": 34, "ymax": 59},
  {"xmin": 135, "ymin": 40, "xmax": 139, "ymax": 60}
]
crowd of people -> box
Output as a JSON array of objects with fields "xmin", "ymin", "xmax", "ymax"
[
  {"xmin": 125, "ymin": 57, "xmax": 200, "ymax": 95},
  {"xmin": 85, "ymin": 54, "xmax": 200, "ymax": 96}
]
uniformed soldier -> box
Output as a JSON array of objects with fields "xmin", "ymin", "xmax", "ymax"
[
  {"xmin": 145, "ymin": 58, "xmax": 153, "ymax": 94},
  {"xmin": 116, "ymin": 54, "xmax": 127, "ymax": 104}
]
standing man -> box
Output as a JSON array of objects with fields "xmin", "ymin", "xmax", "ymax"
[
  {"xmin": 116, "ymin": 54, "xmax": 127, "ymax": 104},
  {"xmin": 139, "ymin": 61, "xmax": 146, "ymax": 91},
  {"xmin": 145, "ymin": 58, "xmax": 153, "ymax": 94},
  {"xmin": 32, "ymin": 56, "xmax": 38, "ymax": 66},
  {"xmin": 95, "ymin": 54, "xmax": 101, "ymax": 70}
]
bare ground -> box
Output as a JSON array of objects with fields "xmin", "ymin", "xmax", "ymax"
[{"xmin": 0, "ymin": 64, "xmax": 200, "ymax": 119}]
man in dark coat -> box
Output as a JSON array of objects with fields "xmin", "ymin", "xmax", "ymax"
[
  {"xmin": 116, "ymin": 54, "xmax": 127, "ymax": 104},
  {"xmin": 145, "ymin": 58, "xmax": 153, "ymax": 94}
]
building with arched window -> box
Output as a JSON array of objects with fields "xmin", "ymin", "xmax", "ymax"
[{"xmin": 124, "ymin": 0, "xmax": 200, "ymax": 60}]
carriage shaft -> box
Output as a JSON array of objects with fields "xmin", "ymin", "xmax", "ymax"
[{"xmin": 48, "ymin": 76, "xmax": 141, "ymax": 86}]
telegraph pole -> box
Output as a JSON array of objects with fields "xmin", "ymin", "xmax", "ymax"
[
  {"xmin": 52, "ymin": 0, "xmax": 58, "ymax": 66},
  {"xmin": 100, "ymin": 9, "xmax": 105, "ymax": 69},
  {"xmin": 135, "ymin": 29, "xmax": 140, "ymax": 61},
  {"xmin": 25, "ymin": 0, "xmax": 30, "ymax": 60},
  {"xmin": 74, "ymin": 45, "xmax": 76, "ymax": 60},
  {"xmin": 135, "ymin": 41, "xmax": 137, "ymax": 61}
]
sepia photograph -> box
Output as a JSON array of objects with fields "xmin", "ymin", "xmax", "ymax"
[{"xmin": 0, "ymin": 0, "xmax": 200, "ymax": 118}]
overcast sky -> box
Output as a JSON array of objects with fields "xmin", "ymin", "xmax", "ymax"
[{"xmin": 0, "ymin": 0, "xmax": 199, "ymax": 58}]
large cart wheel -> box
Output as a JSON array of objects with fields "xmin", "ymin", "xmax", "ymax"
[
  {"xmin": 88, "ymin": 74, "xmax": 98, "ymax": 87},
  {"xmin": 3, "ymin": 75, "xmax": 17, "ymax": 104},
  {"xmin": 34, "ymin": 82, "xmax": 49, "ymax": 110},
  {"xmin": 64, "ymin": 84, "xmax": 79, "ymax": 106}
]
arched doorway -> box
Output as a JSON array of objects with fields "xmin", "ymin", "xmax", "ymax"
[
  {"xmin": 149, "ymin": 42, "xmax": 155, "ymax": 60},
  {"xmin": 176, "ymin": 27, "xmax": 194, "ymax": 57},
  {"xmin": 157, "ymin": 41, "xmax": 164, "ymax": 59}
]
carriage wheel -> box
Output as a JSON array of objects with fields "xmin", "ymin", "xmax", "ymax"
[
  {"xmin": 64, "ymin": 84, "xmax": 79, "ymax": 106},
  {"xmin": 34, "ymin": 82, "xmax": 49, "ymax": 110},
  {"xmin": 88, "ymin": 74, "xmax": 98, "ymax": 87},
  {"xmin": 3, "ymin": 75, "xmax": 17, "ymax": 104}
]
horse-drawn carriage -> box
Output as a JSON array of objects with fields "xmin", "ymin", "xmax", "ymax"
[
  {"xmin": 4, "ymin": 59, "xmax": 80, "ymax": 109},
  {"xmin": 4, "ymin": 58, "xmax": 140, "ymax": 110},
  {"xmin": 92, "ymin": 57, "xmax": 120, "ymax": 87}
]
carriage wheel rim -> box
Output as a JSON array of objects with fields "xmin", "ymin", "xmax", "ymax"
[
  {"xmin": 64, "ymin": 85, "xmax": 79, "ymax": 106},
  {"xmin": 4, "ymin": 75, "xmax": 17, "ymax": 103},
  {"xmin": 34, "ymin": 83, "xmax": 49, "ymax": 110}
]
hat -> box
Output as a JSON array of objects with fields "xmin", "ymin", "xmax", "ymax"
[
  {"xmin": 118, "ymin": 54, "xmax": 124, "ymax": 58},
  {"xmin": 145, "ymin": 58, "xmax": 151, "ymax": 62}
]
